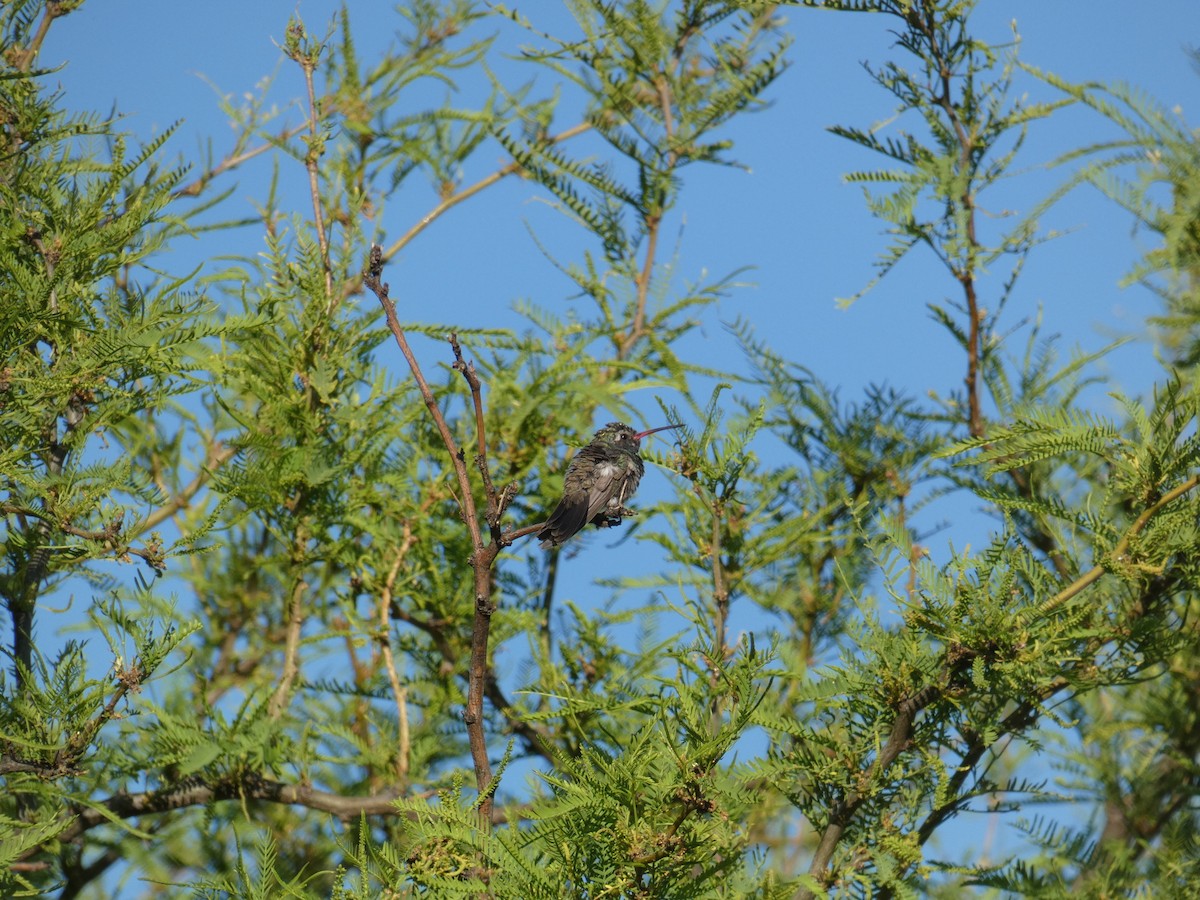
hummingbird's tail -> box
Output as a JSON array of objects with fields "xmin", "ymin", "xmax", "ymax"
[{"xmin": 537, "ymin": 491, "xmax": 589, "ymax": 549}]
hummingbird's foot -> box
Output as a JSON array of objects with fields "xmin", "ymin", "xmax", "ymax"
[{"xmin": 596, "ymin": 507, "xmax": 636, "ymax": 528}]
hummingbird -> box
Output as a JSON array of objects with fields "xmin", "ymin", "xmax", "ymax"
[{"xmin": 538, "ymin": 421, "xmax": 683, "ymax": 549}]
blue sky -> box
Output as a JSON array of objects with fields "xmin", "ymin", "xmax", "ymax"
[
  {"xmin": 46, "ymin": 2, "xmax": 1199, "ymax": 407},
  {"xmin": 36, "ymin": 0, "xmax": 1200, "ymax": 884}
]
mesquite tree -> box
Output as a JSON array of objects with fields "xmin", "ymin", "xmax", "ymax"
[{"xmin": 1, "ymin": 1, "xmax": 1198, "ymax": 897}]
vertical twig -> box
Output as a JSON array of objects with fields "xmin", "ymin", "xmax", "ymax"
[
  {"xmin": 268, "ymin": 571, "xmax": 308, "ymax": 719},
  {"xmin": 619, "ymin": 72, "xmax": 676, "ymax": 361},
  {"xmin": 799, "ymin": 684, "xmax": 939, "ymax": 899},
  {"xmin": 912, "ymin": 3, "xmax": 1074, "ymax": 581},
  {"xmin": 380, "ymin": 537, "xmax": 414, "ymax": 782},
  {"xmin": 708, "ymin": 497, "xmax": 731, "ymax": 732},
  {"xmin": 710, "ymin": 499, "xmax": 729, "ymax": 656},
  {"xmin": 910, "ymin": 5, "xmax": 984, "ymax": 439},
  {"xmin": 341, "ymin": 626, "xmax": 373, "ymax": 753},
  {"xmin": 285, "ymin": 20, "xmax": 334, "ymax": 304}
]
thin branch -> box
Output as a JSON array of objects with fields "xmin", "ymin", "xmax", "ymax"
[
  {"xmin": 1023, "ymin": 473, "xmax": 1200, "ymax": 623},
  {"xmin": 287, "ymin": 29, "xmax": 334, "ymax": 303},
  {"xmin": 172, "ymin": 125, "xmax": 310, "ymax": 200},
  {"xmin": 267, "ymin": 572, "xmax": 308, "ymax": 719},
  {"xmin": 483, "ymin": 674, "xmax": 557, "ymax": 765},
  {"xmin": 450, "ymin": 332, "xmax": 505, "ymax": 531},
  {"xmin": 711, "ymin": 498, "xmax": 729, "ymax": 655},
  {"xmin": 1006, "ymin": 464, "xmax": 1073, "ymax": 581},
  {"xmin": 380, "ymin": 532, "xmax": 415, "ymax": 782},
  {"xmin": 9, "ymin": 239, "xmax": 76, "ymax": 692},
  {"xmin": 58, "ymin": 841, "xmax": 125, "ymax": 900},
  {"xmin": 138, "ymin": 443, "xmax": 236, "ymax": 533},
  {"xmin": 800, "ymin": 681, "xmax": 945, "ymax": 897},
  {"xmin": 364, "ymin": 248, "xmax": 484, "ymax": 545},
  {"xmin": 389, "ymin": 603, "xmax": 460, "ymax": 673},
  {"xmin": 21, "ymin": 772, "xmax": 522, "ymax": 864},
  {"xmin": 708, "ymin": 496, "xmax": 731, "ymax": 730},
  {"xmin": 3, "ymin": 441, "xmax": 233, "ymax": 577},
  {"xmin": 501, "ymin": 521, "xmax": 547, "ymax": 544},
  {"xmin": 912, "ymin": 701, "xmax": 1040, "ymax": 849},
  {"xmin": 383, "ymin": 122, "xmax": 593, "ymax": 261},
  {"xmin": 910, "ymin": 4, "xmax": 985, "ymax": 438},
  {"xmin": 11, "ymin": 0, "xmax": 68, "ymax": 73},
  {"xmin": 364, "ymin": 247, "xmax": 498, "ymax": 822},
  {"xmin": 445, "ymin": 332, "xmax": 520, "ymax": 821},
  {"xmin": 45, "ymin": 776, "xmax": 410, "ymax": 853},
  {"xmin": 536, "ymin": 549, "xmax": 560, "ymax": 713},
  {"xmin": 387, "ymin": 562, "xmax": 556, "ymax": 765},
  {"xmin": 630, "ymin": 805, "xmax": 692, "ymax": 866}
]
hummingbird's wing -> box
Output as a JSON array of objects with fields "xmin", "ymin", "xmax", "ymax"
[
  {"xmin": 538, "ymin": 449, "xmax": 626, "ymax": 549},
  {"xmin": 583, "ymin": 460, "xmax": 626, "ymax": 522}
]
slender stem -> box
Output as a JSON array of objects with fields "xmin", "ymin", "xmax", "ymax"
[
  {"xmin": 173, "ymin": 125, "xmax": 309, "ymax": 200},
  {"xmin": 1023, "ymin": 473, "xmax": 1200, "ymax": 623},
  {"xmin": 12, "ymin": 0, "xmax": 66, "ymax": 73},
  {"xmin": 619, "ymin": 69, "xmax": 678, "ymax": 360},
  {"xmin": 383, "ymin": 123, "xmax": 592, "ymax": 261},
  {"xmin": 380, "ymin": 537, "xmax": 414, "ymax": 782},
  {"xmin": 47, "ymin": 777, "xmax": 412, "ymax": 853},
  {"xmin": 708, "ymin": 497, "xmax": 731, "ymax": 733},
  {"xmin": 365, "ymin": 254, "xmax": 484, "ymax": 545},
  {"xmin": 484, "ymin": 675, "xmax": 556, "ymax": 764},
  {"xmin": 11, "ymin": 239, "xmax": 72, "ymax": 692},
  {"xmin": 801, "ymin": 685, "xmax": 937, "ymax": 896},
  {"xmin": 138, "ymin": 443, "xmax": 236, "ymax": 533},
  {"xmin": 537, "ymin": 550, "xmax": 559, "ymax": 713},
  {"xmin": 912, "ymin": 4, "xmax": 984, "ymax": 438},
  {"xmin": 268, "ymin": 568, "xmax": 309, "ymax": 719},
  {"xmin": 1006, "ymin": 465, "xmax": 1073, "ymax": 580},
  {"xmin": 299, "ymin": 59, "xmax": 334, "ymax": 303},
  {"xmin": 450, "ymin": 333, "xmax": 505, "ymax": 528},
  {"xmin": 18, "ymin": 772, "xmax": 523, "ymax": 864},
  {"xmin": 625, "ymin": 215, "xmax": 660, "ymax": 358},
  {"xmin": 501, "ymin": 521, "xmax": 548, "ymax": 544},
  {"xmin": 710, "ymin": 500, "xmax": 728, "ymax": 654}
]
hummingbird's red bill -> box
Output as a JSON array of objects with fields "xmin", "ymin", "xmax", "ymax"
[{"xmin": 632, "ymin": 423, "xmax": 684, "ymax": 440}]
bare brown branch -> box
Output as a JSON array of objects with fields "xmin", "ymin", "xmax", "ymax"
[
  {"xmin": 173, "ymin": 125, "xmax": 310, "ymax": 200},
  {"xmin": 364, "ymin": 247, "xmax": 501, "ymax": 821},
  {"xmin": 11, "ymin": 0, "xmax": 70, "ymax": 73},
  {"xmin": 46, "ymin": 776, "xmax": 408, "ymax": 854},
  {"xmin": 384, "ymin": 122, "xmax": 593, "ymax": 261}
]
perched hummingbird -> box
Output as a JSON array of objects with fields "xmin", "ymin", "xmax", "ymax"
[{"xmin": 538, "ymin": 421, "xmax": 683, "ymax": 549}]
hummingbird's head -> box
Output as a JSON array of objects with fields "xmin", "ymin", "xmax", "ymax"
[{"xmin": 594, "ymin": 421, "xmax": 683, "ymax": 448}]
